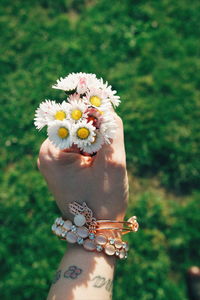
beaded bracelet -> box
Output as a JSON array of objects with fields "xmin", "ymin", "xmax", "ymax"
[{"xmin": 52, "ymin": 201, "xmax": 139, "ymax": 259}]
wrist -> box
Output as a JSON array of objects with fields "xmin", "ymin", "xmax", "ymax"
[
  {"xmin": 53, "ymin": 201, "xmax": 132, "ymax": 260},
  {"xmin": 67, "ymin": 243, "xmax": 116, "ymax": 266}
]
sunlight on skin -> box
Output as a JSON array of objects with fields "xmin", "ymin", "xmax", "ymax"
[
  {"xmin": 47, "ymin": 249, "xmax": 115, "ymax": 300},
  {"xmin": 39, "ymin": 113, "xmax": 127, "ymax": 300}
]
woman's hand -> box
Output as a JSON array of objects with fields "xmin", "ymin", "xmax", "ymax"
[{"xmin": 37, "ymin": 113, "xmax": 128, "ymax": 221}]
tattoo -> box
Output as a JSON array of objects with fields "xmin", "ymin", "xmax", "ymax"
[
  {"xmin": 52, "ymin": 270, "xmax": 61, "ymax": 284},
  {"xmin": 105, "ymin": 279, "xmax": 113, "ymax": 292},
  {"xmin": 64, "ymin": 265, "xmax": 82, "ymax": 279},
  {"xmin": 91, "ymin": 276, "xmax": 113, "ymax": 292},
  {"xmin": 91, "ymin": 275, "xmax": 106, "ymax": 288}
]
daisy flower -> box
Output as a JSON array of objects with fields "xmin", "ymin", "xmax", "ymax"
[
  {"xmin": 34, "ymin": 100, "xmax": 56, "ymax": 130},
  {"xmin": 68, "ymin": 100, "xmax": 88, "ymax": 122},
  {"xmin": 35, "ymin": 73, "xmax": 121, "ymax": 153},
  {"xmin": 71, "ymin": 119, "xmax": 96, "ymax": 147},
  {"xmin": 98, "ymin": 78, "xmax": 121, "ymax": 107},
  {"xmin": 67, "ymin": 93, "xmax": 82, "ymax": 103},
  {"xmin": 80, "ymin": 131, "xmax": 104, "ymax": 154},
  {"xmin": 76, "ymin": 73, "xmax": 99, "ymax": 94},
  {"xmin": 84, "ymin": 87, "xmax": 112, "ymax": 109},
  {"xmin": 52, "ymin": 74, "xmax": 77, "ymax": 92},
  {"xmin": 34, "ymin": 100, "xmax": 70, "ymax": 130},
  {"xmin": 52, "ymin": 72, "xmax": 99, "ymax": 94},
  {"xmin": 45, "ymin": 102, "xmax": 69, "ymax": 123},
  {"xmin": 47, "ymin": 120, "xmax": 72, "ymax": 149},
  {"xmin": 100, "ymin": 112, "xmax": 118, "ymax": 144},
  {"xmin": 50, "ymin": 101, "xmax": 70, "ymax": 122}
]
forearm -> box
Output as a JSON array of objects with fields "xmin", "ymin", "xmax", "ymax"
[{"xmin": 47, "ymin": 245, "xmax": 116, "ymax": 300}]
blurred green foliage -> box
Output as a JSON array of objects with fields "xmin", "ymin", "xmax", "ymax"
[
  {"xmin": 0, "ymin": 0, "xmax": 200, "ymax": 299},
  {"xmin": 115, "ymin": 191, "xmax": 200, "ymax": 300}
]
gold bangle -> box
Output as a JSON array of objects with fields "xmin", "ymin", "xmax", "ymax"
[
  {"xmin": 96, "ymin": 218, "xmax": 139, "ymax": 234},
  {"xmin": 51, "ymin": 201, "xmax": 139, "ymax": 259}
]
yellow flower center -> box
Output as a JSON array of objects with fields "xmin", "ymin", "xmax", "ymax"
[
  {"xmin": 55, "ymin": 111, "xmax": 66, "ymax": 120},
  {"xmin": 90, "ymin": 96, "xmax": 101, "ymax": 107},
  {"xmin": 58, "ymin": 127, "xmax": 69, "ymax": 139},
  {"xmin": 77, "ymin": 127, "xmax": 90, "ymax": 139},
  {"xmin": 71, "ymin": 109, "xmax": 82, "ymax": 120}
]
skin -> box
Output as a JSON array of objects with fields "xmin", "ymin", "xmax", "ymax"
[{"xmin": 37, "ymin": 113, "xmax": 129, "ymax": 300}]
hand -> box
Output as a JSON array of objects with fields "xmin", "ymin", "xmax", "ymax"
[{"xmin": 37, "ymin": 113, "xmax": 129, "ymax": 221}]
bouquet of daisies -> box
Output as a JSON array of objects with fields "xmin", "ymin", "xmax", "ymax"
[{"xmin": 34, "ymin": 72, "xmax": 120, "ymax": 154}]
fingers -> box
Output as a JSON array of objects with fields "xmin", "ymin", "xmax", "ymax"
[
  {"xmin": 38, "ymin": 113, "xmax": 126, "ymax": 170},
  {"xmin": 94, "ymin": 113, "xmax": 126, "ymax": 166},
  {"xmin": 37, "ymin": 139, "xmax": 83, "ymax": 170},
  {"xmin": 38, "ymin": 139, "xmax": 96, "ymax": 171}
]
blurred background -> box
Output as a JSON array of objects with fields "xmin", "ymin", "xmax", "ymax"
[{"xmin": 0, "ymin": 0, "xmax": 200, "ymax": 299}]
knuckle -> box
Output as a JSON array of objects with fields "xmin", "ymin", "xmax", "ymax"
[{"xmin": 37, "ymin": 139, "xmax": 52, "ymax": 171}]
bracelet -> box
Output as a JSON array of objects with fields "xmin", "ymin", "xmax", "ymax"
[
  {"xmin": 95, "ymin": 217, "xmax": 139, "ymax": 234},
  {"xmin": 52, "ymin": 201, "xmax": 139, "ymax": 259}
]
